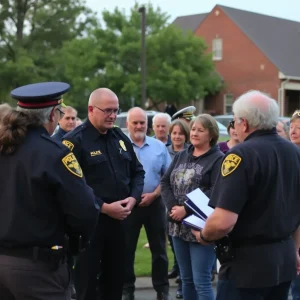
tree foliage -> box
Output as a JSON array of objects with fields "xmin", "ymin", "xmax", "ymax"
[
  {"xmin": 0, "ymin": 0, "xmax": 96, "ymax": 104},
  {"xmin": 0, "ymin": 1, "xmax": 222, "ymax": 114},
  {"xmin": 59, "ymin": 3, "xmax": 222, "ymax": 111}
]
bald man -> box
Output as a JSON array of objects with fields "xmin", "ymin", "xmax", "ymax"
[
  {"xmin": 192, "ymin": 91, "xmax": 300, "ymax": 300},
  {"xmin": 62, "ymin": 88, "xmax": 145, "ymax": 300}
]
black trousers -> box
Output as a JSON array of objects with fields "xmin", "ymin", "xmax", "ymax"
[
  {"xmin": 75, "ymin": 216, "xmax": 126, "ymax": 300},
  {"xmin": 237, "ymin": 281, "xmax": 291, "ymax": 300},
  {"xmin": 123, "ymin": 197, "xmax": 169, "ymax": 293},
  {"xmin": 0, "ymin": 255, "xmax": 70, "ymax": 300}
]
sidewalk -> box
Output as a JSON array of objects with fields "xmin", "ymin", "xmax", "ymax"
[{"xmin": 136, "ymin": 277, "xmax": 217, "ymax": 290}]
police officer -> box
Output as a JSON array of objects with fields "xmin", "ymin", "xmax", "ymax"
[
  {"xmin": 192, "ymin": 90, "xmax": 300, "ymax": 300},
  {"xmin": 52, "ymin": 105, "xmax": 78, "ymax": 141},
  {"xmin": 0, "ymin": 82, "xmax": 100, "ymax": 300},
  {"xmin": 62, "ymin": 88, "xmax": 145, "ymax": 300}
]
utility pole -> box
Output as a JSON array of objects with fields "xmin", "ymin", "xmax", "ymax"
[{"xmin": 138, "ymin": 6, "xmax": 146, "ymax": 109}]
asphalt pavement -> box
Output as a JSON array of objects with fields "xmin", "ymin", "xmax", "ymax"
[
  {"xmin": 135, "ymin": 277, "xmax": 217, "ymax": 300},
  {"xmin": 135, "ymin": 277, "xmax": 293, "ymax": 300}
]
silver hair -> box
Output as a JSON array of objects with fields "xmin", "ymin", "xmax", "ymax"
[
  {"xmin": 16, "ymin": 106, "xmax": 55, "ymax": 125},
  {"xmin": 152, "ymin": 113, "xmax": 171, "ymax": 125},
  {"xmin": 233, "ymin": 90, "xmax": 279, "ymax": 130}
]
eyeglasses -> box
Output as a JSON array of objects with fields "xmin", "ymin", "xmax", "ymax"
[
  {"xmin": 56, "ymin": 108, "xmax": 65, "ymax": 118},
  {"xmin": 292, "ymin": 110, "xmax": 300, "ymax": 117},
  {"xmin": 93, "ymin": 106, "xmax": 122, "ymax": 116},
  {"xmin": 229, "ymin": 120, "xmax": 235, "ymax": 129}
]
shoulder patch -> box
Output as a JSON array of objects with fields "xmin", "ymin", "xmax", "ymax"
[
  {"xmin": 221, "ymin": 153, "xmax": 242, "ymax": 177},
  {"xmin": 62, "ymin": 140, "xmax": 74, "ymax": 151},
  {"xmin": 62, "ymin": 153, "xmax": 83, "ymax": 178}
]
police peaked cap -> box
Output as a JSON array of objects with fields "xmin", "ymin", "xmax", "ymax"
[
  {"xmin": 171, "ymin": 106, "xmax": 196, "ymax": 121},
  {"xmin": 11, "ymin": 82, "xmax": 70, "ymax": 109}
]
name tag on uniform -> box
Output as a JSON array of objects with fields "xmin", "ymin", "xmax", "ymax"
[{"xmin": 90, "ymin": 150, "xmax": 102, "ymax": 156}]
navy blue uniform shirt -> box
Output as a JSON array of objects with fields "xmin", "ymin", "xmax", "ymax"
[
  {"xmin": 0, "ymin": 127, "xmax": 100, "ymax": 248},
  {"xmin": 62, "ymin": 119, "xmax": 145, "ymax": 207},
  {"xmin": 210, "ymin": 128, "xmax": 300, "ymax": 288},
  {"xmin": 52, "ymin": 127, "xmax": 67, "ymax": 141}
]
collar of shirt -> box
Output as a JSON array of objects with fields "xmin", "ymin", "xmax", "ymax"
[
  {"xmin": 85, "ymin": 118, "xmax": 113, "ymax": 141},
  {"xmin": 153, "ymin": 135, "xmax": 172, "ymax": 146},
  {"xmin": 57, "ymin": 127, "xmax": 67, "ymax": 136},
  {"xmin": 244, "ymin": 128, "xmax": 277, "ymax": 141},
  {"xmin": 128, "ymin": 134, "xmax": 151, "ymax": 148}
]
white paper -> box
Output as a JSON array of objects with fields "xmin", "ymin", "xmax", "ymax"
[
  {"xmin": 186, "ymin": 188, "xmax": 214, "ymax": 218},
  {"xmin": 187, "ymin": 188, "xmax": 210, "ymax": 205},
  {"xmin": 183, "ymin": 215, "xmax": 206, "ymax": 230}
]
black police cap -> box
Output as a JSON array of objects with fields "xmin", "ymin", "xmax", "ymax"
[{"xmin": 11, "ymin": 82, "xmax": 70, "ymax": 109}]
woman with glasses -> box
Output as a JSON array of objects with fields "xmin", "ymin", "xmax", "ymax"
[
  {"xmin": 161, "ymin": 114, "xmax": 224, "ymax": 300},
  {"xmin": 218, "ymin": 120, "xmax": 240, "ymax": 154}
]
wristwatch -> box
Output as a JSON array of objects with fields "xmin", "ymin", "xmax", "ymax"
[{"xmin": 200, "ymin": 230, "xmax": 214, "ymax": 244}]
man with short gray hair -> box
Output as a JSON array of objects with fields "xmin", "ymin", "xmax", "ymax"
[
  {"xmin": 153, "ymin": 113, "xmax": 172, "ymax": 146},
  {"xmin": 192, "ymin": 90, "xmax": 300, "ymax": 300},
  {"xmin": 52, "ymin": 106, "xmax": 78, "ymax": 141}
]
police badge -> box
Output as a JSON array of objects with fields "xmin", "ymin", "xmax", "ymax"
[{"xmin": 119, "ymin": 140, "xmax": 127, "ymax": 151}]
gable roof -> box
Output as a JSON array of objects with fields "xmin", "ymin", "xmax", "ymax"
[
  {"xmin": 172, "ymin": 5, "xmax": 300, "ymax": 78},
  {"xmin": 172, "ymin": 13, "xmax": 208, "ymax": 33}
]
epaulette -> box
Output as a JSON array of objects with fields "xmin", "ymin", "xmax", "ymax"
[
  {"xmin": 41, "ymin": 133, "xmax": 68, "ymax": 151},
  {"xmin": 64, "ymin": 123, "xmax": 87, "ymax": 139}
]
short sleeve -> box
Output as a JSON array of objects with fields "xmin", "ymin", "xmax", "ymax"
[{"xmin": 209, "ymin": 152, "xmax": 248, "ymax": 214}]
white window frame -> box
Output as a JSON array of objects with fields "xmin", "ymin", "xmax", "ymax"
[
  {"xmin": 212, "ymin": 38, "xmax": 223, "ymax": 61},
  {"xmin": 224, "ymin": 94, "xmax": 234, "ymax": 115}
]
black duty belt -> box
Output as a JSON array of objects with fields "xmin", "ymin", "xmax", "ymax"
[
  {"xmin": 232, "ymin": 235, "xmax": 291, "ymax": 248},
  {"xmin": 0, "ymin": 246, "xmax": 65, "ymax": 271}
]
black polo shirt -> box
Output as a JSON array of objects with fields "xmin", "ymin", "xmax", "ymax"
[
  {"xmin": 62, "ymin": 119, "xmax": 145, "ymax": 207},
  {"xmin": 210, "ymin": 128, "xmax": 300, "ymax": 288}
]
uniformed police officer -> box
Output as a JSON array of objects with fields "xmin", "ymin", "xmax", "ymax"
[
  {"xmin": 0, "ymin": 82, "xmax": 100, "ymax": 300},
  {"xmin": 192, "ymin": 90, "xmax": 300, "ymax": 300},
  {"xmin": 62, "ymin": 88, "xmax": 145, "ymax": 300}
]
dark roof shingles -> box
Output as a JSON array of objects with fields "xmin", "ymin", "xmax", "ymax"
[
  {"xmin": 172, "ymin": 5, "xmax": 300, "ymax": 77},
  {"xmin": 172, "ymin": 13, "xmax": 208, "ymax": 33},
  {"xmin": 219, "ymin": 5, "xmax": 300, "ymax": 78}
]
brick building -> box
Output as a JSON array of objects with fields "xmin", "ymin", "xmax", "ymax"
[{"xmin": 173, "ymin": 5, "xmax": 300, "ymax": 116}]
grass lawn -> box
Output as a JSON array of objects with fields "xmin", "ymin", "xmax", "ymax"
[{"xmin": 135, "ymin": 226, "xmax": 174, "ymax": 277}]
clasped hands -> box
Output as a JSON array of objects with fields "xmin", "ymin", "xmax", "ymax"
[
  {"xmin": 101, "ymin": 197, "xmax": 136, "ymax": 220},
  {"xmin": 169, "ymin": 205, "xmax": 187, "ymax": 222}
]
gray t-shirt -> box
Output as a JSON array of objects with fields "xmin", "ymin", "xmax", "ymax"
[{"xmin": 161, "ymin": 144, "xmax": 224, "ymax": 242}]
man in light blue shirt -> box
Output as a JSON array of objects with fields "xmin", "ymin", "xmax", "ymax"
[{"xmin": 122, "ymin": 107, "xmax": 172, "ymax": 300}]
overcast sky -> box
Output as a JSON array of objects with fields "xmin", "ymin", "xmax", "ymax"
[{"xmin": 85, "ymin": 0, "xmax": 300, "ymax": 23}]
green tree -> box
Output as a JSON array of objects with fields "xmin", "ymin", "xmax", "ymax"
[
  {"xmin": 0, "ymin": 0, "xmax": 96, "ymax": 104},
  {"xmin": 59, "ymin": 3, "xmax": 222, "ymax": 111}
]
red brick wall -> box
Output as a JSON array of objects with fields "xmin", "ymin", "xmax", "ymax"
[{"xmin": 195, "ymin": 6, "xmax": 281, "ymax": 115}]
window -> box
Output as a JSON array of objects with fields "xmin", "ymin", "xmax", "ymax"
[
  {"xmin": 212, "ymin": 38, "xmax": 222, "ymax": 60},
  {"xmin": 224, "ymin": 94, "xmax": 234, "ymax": 114}
]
